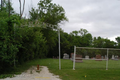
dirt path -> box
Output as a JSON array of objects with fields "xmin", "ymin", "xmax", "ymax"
[{"xmin": 0, "ymin": 66, "xmax": 61, "ymax": 80}]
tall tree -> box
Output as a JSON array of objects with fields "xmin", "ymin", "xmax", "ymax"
[
  {"xmin": 1, "ymin": 0, "xmax": 2, "ymax": 11},
  {"xmin": 8, "ymin": 0, "xmax": 10, "ymax": 17},
  {"xmin": 0, "ymin": 0, "xmax": 14, "ymax": 16},
  {"xmin": 92, "ymin": 36, "xmax": 105, "ymax": 48},
  {"xmin": 79, "ymin": 28, "xmax": 88, "ymax": 37},
  {"xmin": 19, "ymin": 0, "xmax": 25, "ymax": 19},
  {"xmin": 71, "ymin": 31, "xmax": 79, "ymax": 36},
  {"xmin": 116, "ymin": 37, "xmax": 120, "ymax": 48},
  {"xmin": 29, "ymin": 0, "xmax": 68, "ymax": 26},
  {"xmin": 116, "ymin": 37, "xmax": 120, "ymax": 43},
  {"xmin": 19, "ymin": 0, "xmax": 21, "ymax": 19},
  {"xmin": 29, "ymin": 0, "xmax": 68, "ymax": 57},
  {"xmin": 92, "ymin": 37, "xmax": 116, "ymax": 48}
]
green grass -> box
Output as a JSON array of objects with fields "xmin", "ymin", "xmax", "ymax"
[
  {"xmin": 38, "ymin": 59, "xmax": 120, "ymax": 80},
  {"xmin": 1, "ymin": 59, "xmax": 120, "ymax": 80}
]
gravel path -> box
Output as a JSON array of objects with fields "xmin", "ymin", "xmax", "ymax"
[{"xmin": 0, "ymin": 66, "xmax": 61, "ymax": 80}]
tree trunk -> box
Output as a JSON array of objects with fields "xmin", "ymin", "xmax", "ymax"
[
  {"xmin": 19, "ymin": 0, "xmax": 25, "ymax": 19},
  {"xmin": 19, "ymin": 0, "xmax": 21, "ymax": 19},
  {"xmin": 21, "ymin": 0, "xmax": 25, "ymax": 17},
  {"xmin": 8, "ymin": 0, "xmax": 10, "ymax": 17},
  {"xmin": 1, "ymin": 0, "xmax": 2, "ymax": 11}
]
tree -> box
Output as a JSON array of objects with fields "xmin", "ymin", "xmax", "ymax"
[
  {"xmin": 116, "ymin": 37, "xmax": 120, "ymax": 48},
  {"xmin": 116, "ymin": 37, "xmax": 120, "ymax": 43},
  {"xmin": 78, "ymin": 29, "xmax": 92, "ymax": 47},
  {"xmin": 1, "ymin": 0, "xmax": 2, "ymax": 11},
  {"xmin": 83, "ymin": 33, "xmax": 92, "ymax": 46},
  {"xmin": 0, "ymin": 13, "xmax": 20, "ymax": 73},
  {"xmin": 92, "ymin": 36, "xmax": 104, "ymax": 48},
  {"xmin": 0, "ymin": 0, "xmax": 14, "ymax": 15},
  {"xmin": 29, "ymin": 0, "xmax": 68, "ymax": 26},
  {"xmin": 29, "ymin": 0, "xmax": 68, "ymax": 57},
  {"xmin": 71, "ymin": 31, "xmax": 78, "ymax": 36},
  {"xmin": 8, "ymin": 0, "xmax": 10, "ymax": 17},
  {"xmin": 92, "ymin": 37, "xmax": 116, "ymax": 48},
  {"xmin": 79, "ymin": 28, "xmax": 88, "ymax": 37},
  {"xmin": 104, "ymin": 39, "xmax": 116, "ymax": 48},
  {"xmin": 19, "ymin": 0, "xmax": 25, "ymax": 19}
]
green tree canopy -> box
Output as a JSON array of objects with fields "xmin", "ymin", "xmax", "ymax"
[{"xmin": 29, "ymin": 0, "xmax": 68, "ymax": 26}]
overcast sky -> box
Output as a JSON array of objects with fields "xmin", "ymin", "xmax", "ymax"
[{"xmin": 11, "ymin": 0, "xmax": 120, "ymax": 42}]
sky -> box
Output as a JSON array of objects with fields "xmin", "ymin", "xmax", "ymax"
[{"xmin": 11, "ymin": 0, "xmax": 120, "ymax": 42}]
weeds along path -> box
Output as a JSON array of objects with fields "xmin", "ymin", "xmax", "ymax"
[{"xmin": 0, "ymin": 66, "xmax": 61, "ymax": 80}]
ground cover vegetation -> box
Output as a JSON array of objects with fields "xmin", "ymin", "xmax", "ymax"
[
  {"xmin": 1, "ymin": 59, "xmax": 120, "ymax": 80},
  {"xmin": 0, "ymin": 0, "xmax": 120, "ymax": 78}
]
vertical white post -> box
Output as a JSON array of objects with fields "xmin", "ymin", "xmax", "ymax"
[
  {"xmin": 58, "ymin": 27, "xmax": 61, "ymax": 70},
  {"xmin": 73, "ymin": 46, "xmax": 76, "ymax": 70},
  {"xmin": 106, "ymin": 48, "xmax": 109, "ymax": 70}
]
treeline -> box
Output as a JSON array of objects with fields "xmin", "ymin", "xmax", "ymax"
[
  {"xmin": 0, "ymin": 0, "xmax": 120, "ymax": 73},
  {"xmin": 76, "ymin": 48, "xmax": 120, "ymax": 59},
  {"xmin": 0, "ymin": 0, "xmax": 68, "ymax": 73}
]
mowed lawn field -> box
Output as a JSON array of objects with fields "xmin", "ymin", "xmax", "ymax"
[{"xmin": 1, "ymin": 59, "xmax": 120, "ymax": 80}]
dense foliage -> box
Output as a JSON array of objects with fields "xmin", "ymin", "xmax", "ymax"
[{"xmin": 0, "ymin": 0, "xmax": 120, "ymax": 74}]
